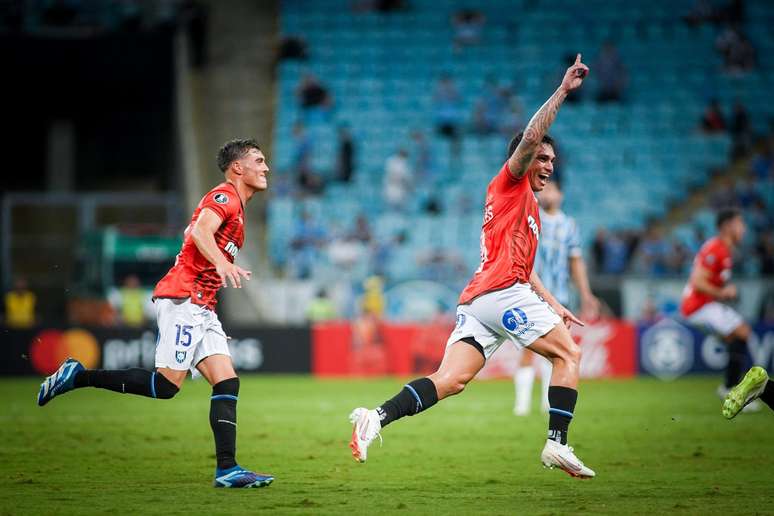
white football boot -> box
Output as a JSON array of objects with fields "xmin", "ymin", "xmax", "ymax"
[
  {"xmin": 541, "ymin": 439, "xmax": 596, "ymax": 478},
  {"xmin": 348, "ymin": 408, "xmax": 382, "ymax": 463}
]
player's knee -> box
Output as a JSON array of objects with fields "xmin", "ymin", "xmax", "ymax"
[
  {"xmin": 154, "ymin": 373, "xmax": 180, "ymax": 399},
  {"xmin": 557, "ymin": 340, "xmax": 581, "ymax": 367}
]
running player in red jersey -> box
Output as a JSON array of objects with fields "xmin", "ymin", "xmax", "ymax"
[
  {"xmin": 350, "ymin": 55, "xmax": 596, "ymax": 478},
  {"xmin": 680, "ymin": 208, "xmax": 758, "ymax": 410},
  {"xmin": 37, "ymin": 139, "xmax": 275, "ymax": 488}
]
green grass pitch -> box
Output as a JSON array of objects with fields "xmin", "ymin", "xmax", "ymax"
[{"xmin": 1, "ymin": 375, "xmax": 772, "ymax": 515}]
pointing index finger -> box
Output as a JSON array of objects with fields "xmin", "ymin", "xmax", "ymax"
[{"xmin": 575, "ymin": 53, "xmax": 581, "ymax": 65}]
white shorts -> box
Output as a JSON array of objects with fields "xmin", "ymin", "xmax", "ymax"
[
  {"xmin": 446, "ymin": 282, "xmax": 561, "ymax": 359},
  {"xmin": 685, "ymin": 301, "xmax": 745, "ymax": 338},
  {"xmin": 154, "ymin": 298, "xmax": 231, "ymax": 372}
]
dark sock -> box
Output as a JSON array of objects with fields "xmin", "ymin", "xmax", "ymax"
[
  {"xmin": 761, "ymin": 380, "xmax": 774, "ymax": 410},
  {"xmin": 210, "ymin": 377, "xmax": 239, "ymax": 471},
  {"xmin": 73, "ymin": 369, "xmax": 179, "ymax": 399},
  {"xmin": 548, "ymin": 386, "xmax": 578, "ymax": 445},
  {"xmin": 376, "ymin": 377, "xmax": 439, "ymax": 427},
  {"xmin": 725, "ymin": 339, "xmax": 747, "ymax": 389}
]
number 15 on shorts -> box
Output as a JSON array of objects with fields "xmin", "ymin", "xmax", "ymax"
[{"xmin": 175, "ymin": 324, "xmax": 193, "ymax": 347}]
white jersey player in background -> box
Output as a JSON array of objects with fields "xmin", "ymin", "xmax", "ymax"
[{"xmin": 513, "ymin": 180, "xmax": 600, "ymax": 415}]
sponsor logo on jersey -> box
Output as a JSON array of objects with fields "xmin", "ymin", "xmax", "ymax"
[
  {"xmin": 224, "ymin": 241, "xmax": 239, "ymax": 258},
  {"xmin": 527, "ymin": 214, "xmax": 540, "ymax": 240},
  {"xmin": 214, "ymin": 193, "xmax": 229, "ymax": 204},
  {"xmin": 502, "ymin": 307, "xmax": 535, "ymax": 336},
  {"xmin": 640, "ymin": 319, "xmax": 694, "ymax": 379},
  {"xmin": 455, "ymin": 313, "xmax": 466, "ymax": 329},
  {"xmin": 175, "ymin": 350, "xmax": 187, "ymax": 364}
]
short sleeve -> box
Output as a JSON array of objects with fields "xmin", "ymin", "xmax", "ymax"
[
  {"xmin": 200, "ymin": 188, "xmax": 239, "ymax": 223},
  {"xmin": 567, "ymin": 217, "xmax": 582, "ymax": 258}
]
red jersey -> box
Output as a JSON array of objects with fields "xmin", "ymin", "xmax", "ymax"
[
  {"xmin": 680, "ymin": 237, "xmax": 732, "ymax": 316},
  {"xmin": 459, "ymin": 162, "xmax": 541, "ymax": 305},
  {"xmin": 153, "ymin": 183, "xmax": 245, "ymax": 310}
]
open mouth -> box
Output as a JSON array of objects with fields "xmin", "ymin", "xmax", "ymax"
[{"xmin": 538, "ymin": 173, "xmax": 550, "ymax": 182}]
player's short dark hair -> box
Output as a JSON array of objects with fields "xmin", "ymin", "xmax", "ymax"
[
  {"xmin": 217, "ymin": 138, "xmax": 261, "ymax": 172},
  {"xmin": 716, "ymin": 207, "xmax": 742, "ymax": 229},
  {"xmin": 507, "ymin": 131, "xmax": 555, "ymax": 160}
]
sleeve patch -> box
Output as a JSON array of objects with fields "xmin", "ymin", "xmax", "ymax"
[{"xmin": 213, "ymin": 193, "xmax": 229, "ymax": 204}]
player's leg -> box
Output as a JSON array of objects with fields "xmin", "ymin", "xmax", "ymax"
[
  {"xmin": 723, "ymin": 322, "xmax": 751, "ymax": 390},
  {"xmin": 195, "ymin": 321, "xmax": 273, "ymax": 488},
  {"xmin": 38, "ymin": 299, "xmax": 203, "ymax": 406},
  {"xmin": 528, "ymin": 323, "xmax": 595, "ymax": 478},
  {"xmin": 349, "ymin": 338, "xmax": 486, "ymax": 462},
  {"xmin": 514, "ymin": 349, "xmax": 535, "ymax": 415},
  {"xmin": 537, "ymin": 353, "xmax": 552, "ymax": 412},
  {"xmin": 723, "ymin": 366, "xmax": 773, "ymax": 418}
]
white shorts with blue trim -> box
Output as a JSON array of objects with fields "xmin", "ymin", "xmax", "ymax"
[
  {"xmin": 154, "ymin": 298, "xmax": 231, "ymax": 373},
  {"xmin": 685, "ymin": 301, "xmax": 744, "ymax": 338},
  {"xmin": 446, "ymin": 282, "xmax": 561, "ymax": 360}
]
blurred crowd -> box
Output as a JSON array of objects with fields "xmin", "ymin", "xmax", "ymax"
[{"xmin": 592, "ymin": 126, "xmax": 774, "ymax": 277}]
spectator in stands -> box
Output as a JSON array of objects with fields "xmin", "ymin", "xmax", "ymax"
[
  {"xmin": 277, "ymin": 35, "xmax": 308, "ymax": 61},
  {"xmin": 433, "ymin": 74, "xmax": 462, "ymax": 155},
  {"xmin": 289, "ymin": 211, "xmax": 327, "ymax": 278},
  {"xmin": 499, "ymin": 86, "xmax": 525, "ymax": 136},
  {"xmin": 700, "ymin": 99, "xmax": 726, "ymax": 133},
  {"xmin": 716, "ymin": 24, "xmax": 756, "ymax": 73},
  {"xmin": 633, "ymin": 225, "xmax": 670, "ymax": 276},
  {"xmin": 417, "ymin": 247, "xmax": 466, "ymax": 282},
  {"xmin": 384, "ymin": 148, "xmax": 412, "ymax": 210},
  {"xmin": 683, "ymin": 0, "xmax": 715, "ymax": 27},
  {"xmin": 328, "ymin": 233, "xmax": 365, "ymax": 271},
  {"xmin": 730, "ymin": 101, "xmax": 752, "ymax": 157},
  {"xmin": 410, "ymin": 130, "xmax": 433, "ymax": 184},
  {"xmin": 292, "ymin": 122, "xmax": 324, "ymax": 195},
  {"xmin": 594, "ymin": 42, "xmax": 627, "ymax": 103},
  {"xmin": 602, "ymin": 231, "xmax": 630, "ymax": 274},
  {"xmin": 756, "ymin": 230, "xmax": 774, "ymax": 275},
  {"xmin": 296, "ymin": 72, "xmax": 333, "ymax": 116},
  {"xmin": 750, "ymin": 143, "xmax": 774, "ymax": 181},
  {"xmin": 336, "ymin": 125, "xmax": 355, "ymax": 183},
  {"xmin": 471, "ymin": 77, "xmax": 503, "ymax": 135},
  {"xmin": 307, "ymin": 288, "xmax": 338, "ymax": 322},
  {"xmin": 452, "ymin": 9, "xmax": 485, "ymax": 51},
  {"xmin": 351, "ymin": 214, "xmax": 373, "ymax": 244},
  {"xmin": 4, "ymin": 277, "xmax": 36, "ymax": 329},
  {"xmin": 665, "ymin": 240, "xmax": 691, "ymax": 275},
  {"xmin": 591, "ymin": 228, "xmax": 607, "ymax": 272},
  {"xmin": 108, "ymin": 274, "xmax": 151, "ymax": 328}
]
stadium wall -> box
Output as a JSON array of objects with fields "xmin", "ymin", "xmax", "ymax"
[{"xmin": 4, "ymin": 321, "xmax": 772, "ymax": 380}]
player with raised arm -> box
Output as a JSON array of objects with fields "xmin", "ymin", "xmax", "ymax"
[
  {"xmin": 37, "ymin": 139, "xmax": 275, "ymax": 488},
  {"xmin": 349, "ymin": 55, "xmax": 597, "ymax": 478},
  {"xmin": 513, "ymin": 180, "xmax": 600, "ymax": 416},
  {"xmin": 680, "ymin": 208, "xmax": 759, "ymax": 411}
]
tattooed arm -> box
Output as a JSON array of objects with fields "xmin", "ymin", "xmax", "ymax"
[{"xmin": 507, "ymin": 54, "xmax": 589, "ymax": 179}]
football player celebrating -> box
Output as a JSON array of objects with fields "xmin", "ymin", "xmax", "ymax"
[
  {"xmin": 349, "ymin": 55, "xmax": 596, "ymax": 478},
  {"xmin": 37, "ymin": 139, "xmax": 274, "ymax": 488}
]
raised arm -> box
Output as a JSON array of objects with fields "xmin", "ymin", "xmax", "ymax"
[{"xmin": 507, "ymin": 54, "xmax": 589, "ymax": 179}]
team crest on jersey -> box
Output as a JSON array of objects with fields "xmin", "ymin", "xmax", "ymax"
[
  {"xmin": 214, "ymin": 193, "xmax": 229, "ymax": 204},
  {"xmin": 456, "ymin": 313, "xmax": 466, "ymax": 329},
  {"xmin": 502, "ymin": 307, "xmax": 535, "ymax": 336},
  {"xmin": 175, "ymin": 351, "xmax": 187, "ymax": 364}
]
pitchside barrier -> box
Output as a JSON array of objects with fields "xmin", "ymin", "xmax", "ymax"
[
  {"xmin": 0, "ymin": 326, "xmax": 310, "ymax": 376},
  {"xmin": 2, "ymin": 321, "xmax": 772, "ymax": 379}
]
